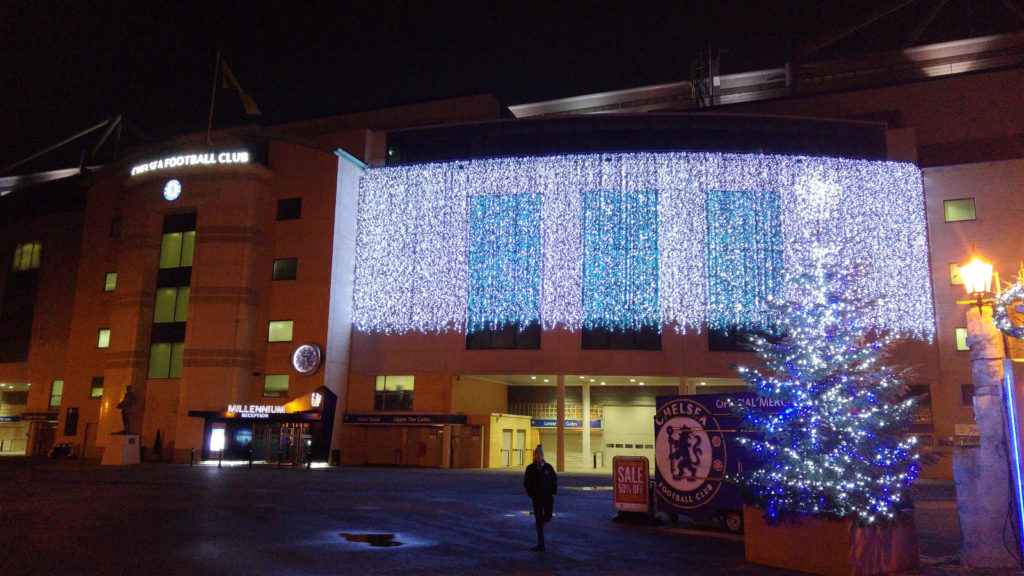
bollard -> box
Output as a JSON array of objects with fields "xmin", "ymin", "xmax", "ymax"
[
  {"xmin": 248, "ymin": 448, "xmax": 253, "ymax": 469},
  {"xmin": 190, "ymin": 446, "xmax": 196, "ymax": 467},
  {"xmin": 218, "ymin": 448, "xmax": 223, "ymax": 468}
]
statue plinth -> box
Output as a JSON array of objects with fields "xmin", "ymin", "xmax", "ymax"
[{"xmin": 101, "ymin": 434, "xmax": 140, "ymax": 466}]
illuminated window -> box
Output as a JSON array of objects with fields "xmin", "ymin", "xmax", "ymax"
[
  {"xmin": 49, "ymin": 380, "xmax": 63, "ymax": 410},
  {"xmin": 263, "ymin": 374, "xmax": 289, "ymax": 397},
  {"xmin": 104, "ymin": 272, "xmax": 118, "ymax": 292},
  {"xmin": 277, "ymin": 198, "xmax": 302, "ymax": 221},
  {"xmin": 90, "ymin": 377, "xmax": 104, "ymax": 398},
  {"xmin": 159, "ymin": 231, "xmax": 195, "ymax": 269},
  {"xmin": 955, "ymin": 327, "xmax": 970, "ymax": 351},
  {"xmin": 148, "ymin": 342, "xmax": 184, "ymax": 378},
  {"xmin": 97, "ymin": 329, "xmax": 111, "ymax": 349},
  {"xmin": 268, "ymin": 320, "xmax": 294, "ymax": 342},
  {"xmin": 11, "ymin": 241, "xmax": 41, "ymax": 272},
  {"xmin": 272, "ymin": 258, "xmax": 297, "ymax": 281},
  {"xmin": 944, "ymin": 198, "xmax": 976, "ymax": 222},
  {"xmin": 949, "ymin": 263, "xmax": 964, "ymax": 286},
  {"xmin": 153, "ymin": 287, "xmax": 189, "ymax": 323},
  {"xmin": 375, "ymin": 375, "xmax": 414, "ymax": 411}
]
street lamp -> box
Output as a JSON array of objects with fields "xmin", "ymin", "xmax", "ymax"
[{"xmin": 961, "ymin": 254, "xmax": 994, "ymax": 311}]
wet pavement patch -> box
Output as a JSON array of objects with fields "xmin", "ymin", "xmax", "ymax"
[{"xmin": 340, "ymin": 533, "xmax": 404, "ymax": 547}]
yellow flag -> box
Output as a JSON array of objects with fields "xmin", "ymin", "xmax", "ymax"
[{"xmin": 220, "ymin": 58, "xmax": 262, "ymax": 115}]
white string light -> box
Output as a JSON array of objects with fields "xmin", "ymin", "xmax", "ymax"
[{"xmin": 352, "ymin": 152, "xmax": 934, "ymax": 338}]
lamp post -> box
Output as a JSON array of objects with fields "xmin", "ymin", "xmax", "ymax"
[
  {"xmin": 953, "ymin": 252, "xmax": 1022, "ymax": 568},
  {"xmin": 961, "ymin": 254, "xmax": 994, "ymax": 311}
]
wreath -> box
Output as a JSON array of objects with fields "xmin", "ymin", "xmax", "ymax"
[{"xmin": 994, "ymin": 283, "xmax": 1024, "ymax": 339}]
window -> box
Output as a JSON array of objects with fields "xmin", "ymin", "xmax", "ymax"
[
  {"xmin": 110, "ymin": 217, "xmax": 123, "ymax": 238},
  {"xmin": 277, "ymin": 198, "xmax": 302, "ymax": 221},
  {"xmin": 906, "ymin": 384, "xmax": 934, "ymax": 432},
  {"xmin": 706, "ymin": 189, "xmax": 783, "ymax": 350},
  {"xmin": 467, "ymin": 321, "xmax": 541, "ymax": 350},
  {"xmin": 90, "ymin": 377, "xmax": 104, "ymax": 398},
  {"xmin": 268, "ymin": 320, "xmax": 294, "ymax": 342},
  {"xmin": 582, "ymin": 189, "xmax": 659, "ymax": 335},
  {"xmin": 97, "ymin": 329, "xmax": 111, "ymax": 349},
  {"xmin": 153, "ymin": 287, "xmax": 189, "ymax": 323},
  {"xmin": 159, "ymin": 231, "xmax": 195, "ymax": 269},
  {"xmin": 263, "ymin": 374, "xmax": 289, "ymax": 397},
  {"xmin": 962, "ymin": 384, "xmax": 974, "ymax": 407},
  {"xmin": 375, "ymin": 375, "xmax": 414, "ymax": 411},
  {"xmin": 949, "ymin": 263, "xmax": 964, "ymax": 286},
  {"xmin": 273, "ymin": 258, "xmax": 298, "ymax": 281},
  {"xmin": 465, "ymin": 194, "xmax": 541, "ymax": 349},
  {"xmin": 955, "ymin": 327, "xmax": 970, "ymax": 351},
  {"xmin": 104, "ymin": 272, "xmax": 117, "ymax": 292},
  {"xmin": 582, "ymin": 325, "xmax": 661, "ymax": 350},
  {"xmin": 148, "ymin": 342, "xmax": 184, "ymax": 378},
  {"xmin": 944, "ymin": 198, "xmax": 976, "ymax": 222},
  {"xmin": 11, "ymin": 241, "xmax": 41, "ymax": 271},
  {"xmin": 49, "ymin": 380, "xmax": 64, "ymax": 410}
]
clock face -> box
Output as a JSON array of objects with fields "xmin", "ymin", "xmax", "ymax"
[
  {"xmin": 163, "ymin": 179, "xmax": 182, "ymax": 201},
  {"xmin": 291, "ymin": 343, "xmax": 322, "ymax": 375}
]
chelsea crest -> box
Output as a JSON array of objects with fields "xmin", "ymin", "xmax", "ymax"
[{"xmin": 653, "ymin": 397, "xmax": 727, "ymax": 509}]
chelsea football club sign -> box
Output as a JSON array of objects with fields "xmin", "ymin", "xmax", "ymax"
[{"xmin": 653, "ymin": 397, "xmax": 727, "ymax": 509}]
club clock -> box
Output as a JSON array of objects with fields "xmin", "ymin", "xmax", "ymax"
[{"xmin": 291, "ymin": 343, "xmax": 322, "ymax": 375}]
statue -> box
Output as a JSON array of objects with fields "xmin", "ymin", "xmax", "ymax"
[{"xmin": 117, "ymin": 385, "xmax": 137, "ymax": 435}]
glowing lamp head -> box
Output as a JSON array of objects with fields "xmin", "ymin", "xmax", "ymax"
[{"xmin": 961, "ymin": 256, "xmax": 993, "ymax": 297}]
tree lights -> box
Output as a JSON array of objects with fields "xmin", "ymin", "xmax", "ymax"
[
  {"xmin": 353, "ymin": 152, "xmax": 934, "ymax": 337},
  {"xmin": 731, "ymin": 241, "xmax": 920, "ymax": 525}
]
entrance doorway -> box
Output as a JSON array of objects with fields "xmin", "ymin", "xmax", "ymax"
[{"xmin": 253, "ymin": 422, "xmax": 311, "ymax": 465}]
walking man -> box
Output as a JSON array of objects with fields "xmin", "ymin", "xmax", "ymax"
[{"xmin": 523, "ymin": 444, "xmax": 557, "ymax": 551}]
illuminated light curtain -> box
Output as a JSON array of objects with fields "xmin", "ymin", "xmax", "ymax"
[
  {"xmin": 582, "ymin": 188, "xmax": 659, "ymax": 330},
  {"xmin": 467, "ymin": 193, "xmax": 541, "ymax": 332},
  {"xmin": 705, "ymin": 189, "xmax": 783, "ymax": 333},
  {"xmin": 352, "ymin": 153, "xmax": 935, "ymax": 338}
]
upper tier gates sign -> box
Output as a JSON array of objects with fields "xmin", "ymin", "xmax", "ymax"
[{"xmin": 130, "ymin": 150, "xmax": 251, "ymax": 176}]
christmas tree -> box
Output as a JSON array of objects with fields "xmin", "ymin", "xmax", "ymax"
[{"xmin": 733, "ymin": 240, "xmax": 920, "ymax": 525}]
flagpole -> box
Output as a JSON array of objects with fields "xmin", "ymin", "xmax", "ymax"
[{"xmin": 206, "ymin": 52, "xmax": 221, "ymax": 145}]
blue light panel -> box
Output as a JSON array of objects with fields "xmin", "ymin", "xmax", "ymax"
[
  {"xmin": 467, "ymin": 193, "xmax": 542, "ymax": 331},
  {"xmin": 582, "ymin": 189, "xmax": 659, "ymax": 330},
  {"xmin": 706, "ymin": 189, "xmax": 783, "ymax": 333}
]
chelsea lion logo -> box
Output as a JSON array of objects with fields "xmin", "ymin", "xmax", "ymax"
[{"xmin": 654, "ymin": 398, "xmax": 726, "ymax": 509}]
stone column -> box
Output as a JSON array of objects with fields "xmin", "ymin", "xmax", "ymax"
[
  {"xmin": 954, "ymin": 305, "xmax": 1018, "ymax": 567},
  {"xmin": 556, "ymin": 375, "xmax": 565, "ymax": 472},
  {"xmin": 582, "ymin": 383, "xmax": 591, "ymax": 469}
]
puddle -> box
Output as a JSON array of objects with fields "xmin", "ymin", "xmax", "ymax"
[{"xmin": 340, "ymin": 533, "xmax": 404, "ymax": 547}]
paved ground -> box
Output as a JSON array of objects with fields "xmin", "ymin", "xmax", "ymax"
[{"xmin": 0, "ymin": 457, "xmax": 1021, "ymax": 576}]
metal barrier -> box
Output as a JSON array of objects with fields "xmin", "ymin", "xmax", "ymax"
[
  {"xmin": 500, "ymin": 449, "xmax": 510, "ymax": 467},
  {"xmin": 593, "ymin": 450, "xmax": 604, "ymax": 468},
  {"xmin": 513, "ymin": 448, "xmax": 524, "ymax": 466}
]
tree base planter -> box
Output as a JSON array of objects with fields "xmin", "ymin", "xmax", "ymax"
[{"xmin": 743, "ymin": 506, "xmax": 920, "ymax": 576}]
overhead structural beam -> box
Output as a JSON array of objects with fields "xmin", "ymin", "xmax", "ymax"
[
  {"xmin": 2, "ymin": 116, "xmax": 118, "ymax": 176},
  {"xmin": 904, "ymin": 0, "xmax": 949, "ymax": 47},
  {"xmin": 797, "ymin": 0, "xmax": 918, "ymax": 58}
]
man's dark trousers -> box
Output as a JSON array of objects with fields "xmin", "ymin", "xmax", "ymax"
[{"xmin": 533, "ymin": 495, "xmax": 553, "ymax": 547}]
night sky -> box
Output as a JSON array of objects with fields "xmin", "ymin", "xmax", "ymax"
[{"xmin": 2, "ymin": 1, "xmax": 1019, "ymax": 172}]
